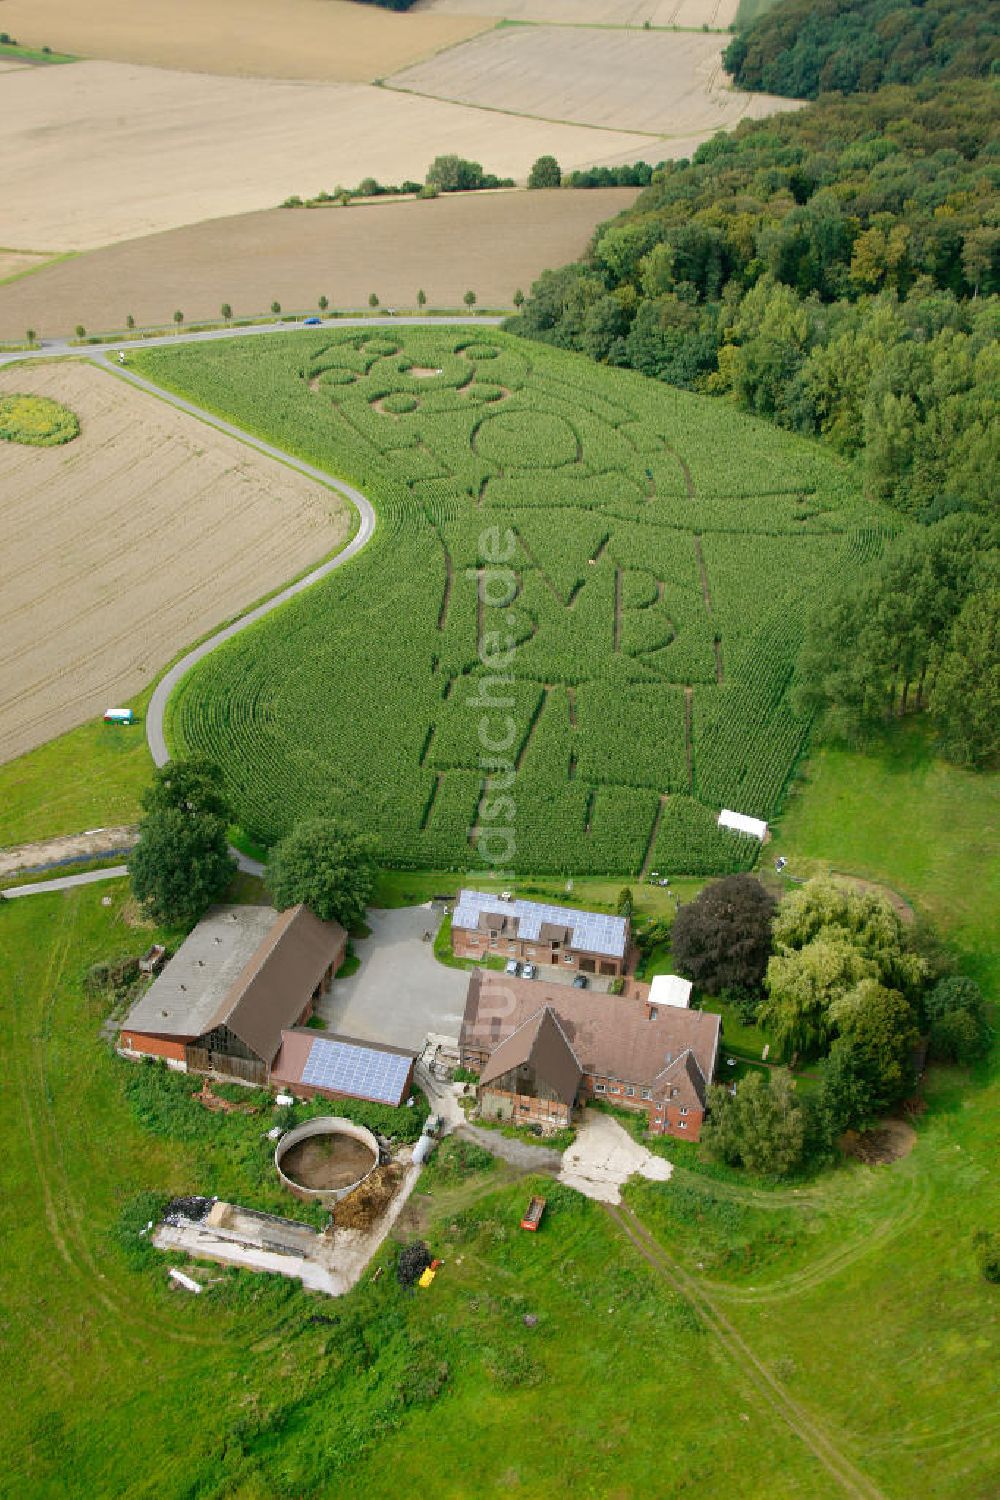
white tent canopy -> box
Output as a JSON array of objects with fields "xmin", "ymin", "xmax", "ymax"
[
  {"xmin": 718, "ymin": 808, "xmax": 768, "ymax": 840},
  {"xmin": 649, "ymin": 974, "xmax": 693, "ymax": 1010}
]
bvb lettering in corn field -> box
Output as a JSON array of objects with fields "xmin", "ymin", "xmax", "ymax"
[{"xmin": 134, "ymin": 330, "xmax": 893, "ymax": 876}]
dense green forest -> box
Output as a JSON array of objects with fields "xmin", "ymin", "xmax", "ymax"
[
  {"xmin": 511, "ymin": 84, "xmax": 998, "ymax": 522},
  {"xmin": 511, "ymin": 10, "xmax": 998, "ymax": 764},
  {"xmin": 725, "ymin": 0, "xmax": 1000, "ymax": 99}
]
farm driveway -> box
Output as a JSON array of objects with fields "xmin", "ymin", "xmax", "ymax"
[
  {"xmin": 458, "ymin": 1124, "xmax": 562, "ymax": 1173},
  {"xmin": 559, "ymin": 1109, "xmax": 672, "ymax": 1204},
  {"xmin": 319, "ymin": 905, "xmax": 470, "ymax": 1052}
]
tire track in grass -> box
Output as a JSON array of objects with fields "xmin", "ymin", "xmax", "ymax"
[
  {"xmin": 605, "ymin": 1202, "xmax": 886, "ymax": 1500},
  {"xmin": 702, "ymin": 1174, "xmax": 930, "ymax": 1306},
  {"xmin": 12, "ymin": 894, "xmax": 227, "ymax": 1351}
]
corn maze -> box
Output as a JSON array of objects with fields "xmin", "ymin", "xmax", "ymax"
[{"xmin": 135, "ymin": 330, "xmax": 884, "ymax": 876}]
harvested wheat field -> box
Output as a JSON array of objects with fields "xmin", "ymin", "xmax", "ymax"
[
  {"xmin": 0, "ymin": 61, "xmax": 654, "ymax": 251},
  {"xmin": 0, "ymin": 0, "xmax": 491, "ymax": 82},
  {"xmin": 0, "ymin": 189, "xmax": 638, "ymax": 340},
  {"xmin": 417, "ymin": 0, "xmax": 739, "ymax": 25},
  {"xmin": 0, "ymin": 361, "xmax": 350, "ymax": 763},
  {"xmin": 390, "ymin": 24, "xmax": 801, "ymax": 136}
]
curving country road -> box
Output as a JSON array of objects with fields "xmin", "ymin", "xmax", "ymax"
[
  {"xmin": 0, "ymin": 313, "xmax": 504, "ymax": 370},
  {"xmin": 2, "ymin": 315, "xmax": 501, "ymax": 885}
]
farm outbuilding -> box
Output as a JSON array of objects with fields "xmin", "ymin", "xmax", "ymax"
[
  {"xmin": 270, "ymin": 1030, "xmax": 415, "ymax": 1108},
  {"xmin": 648, "ymin": 974, "xmax": 692, "ymax": 1010},
  {"xmin": 718, "ymin": 808, "xmax": 768, "ymax": 840},
  {"xmin": 119, "ymin": 904, "xmax": 346, "ymax": 1083}
]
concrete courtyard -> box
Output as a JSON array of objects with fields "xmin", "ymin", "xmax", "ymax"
[{"xmin": 317, "ymin": 904, "xmax": 470, "ymax": 1051}]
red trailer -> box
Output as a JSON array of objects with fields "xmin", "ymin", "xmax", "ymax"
[{"xmin": 520, "ymin": 1195, "xmax": 547, "ymax": 1232}]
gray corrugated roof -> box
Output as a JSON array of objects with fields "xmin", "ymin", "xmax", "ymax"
[
  {"xmin": 121, "ymin": 905, "xmax": 276, "ymax": 1040},
  {"xmin": 452, "ymin": 888, "xmax": 628, "ymax": 959},
  {"xmin": 122, "ymin": 904, "xmax": 345, "ymax": 1065}
]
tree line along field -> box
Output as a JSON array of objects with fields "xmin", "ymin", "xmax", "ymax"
[{"xmin": 130, "ymin": 329, "xmax": 888, "ymax": 877}]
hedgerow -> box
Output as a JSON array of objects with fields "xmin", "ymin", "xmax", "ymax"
[{"xmin": 133, "ymin": 329, "xmax": 884, "ymax": 876}]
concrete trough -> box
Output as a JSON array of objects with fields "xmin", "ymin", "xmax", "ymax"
[{"xmin": 275, "ymin": 1115, "xmax": 380, "ymax": 1205}]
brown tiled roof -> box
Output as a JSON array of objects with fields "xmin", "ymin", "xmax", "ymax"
[
  {"xmin": 655, "ymin": 1050, "xmax": 708, "ymax": 1111},
  {"xmin": 479, "ymin": 1005, "xmax": 582, "ymax": 1106},
  {"xmin": 463, "ymin": 974, "xmax": 720, "ymax": 1108},
  {"xmin": 206, "ymin": 904, "xmax": 346, "ymax": 1064}
]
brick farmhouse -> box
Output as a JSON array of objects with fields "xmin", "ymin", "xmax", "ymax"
[
  {"xmin": 451, "ymin": 889, "xmax": 630, "ymax": 977},
  {"xmin": 460, "ymin": 973, "xmax": 721, "ymax": 1140}
]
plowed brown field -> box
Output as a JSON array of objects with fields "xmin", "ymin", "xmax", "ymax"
[
  {"xmin": 0, "ymin": 362, "xmax": 350, "ymax": 763},
  {"xmin": 390, "ymin": 24, "xmax": 801, "ymax": 136},
  {"xmin": 417, "ymin": 0, "xmax": 739, "ymax": 26},
  {"xmin": 0, "ymin": 0, "xmax": 491, "ymax": 83},
  {"xmin": 0, "ymin": 189, "xmax": 638, "ymax": 340},
  {"xmin": 0, "ymin": 61, "xmax": 654, "ymax": 251}
]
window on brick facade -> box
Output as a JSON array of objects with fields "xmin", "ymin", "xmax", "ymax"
[
  {"xmin": 595, "ymin": 1083, "xmax": 606, "ymax": 1094},
  {"xmin": 641, "ymin": 1089, "xmax": 652, "ymax": 1101},
  {"xmin": 679, "ymin": 1106, "xmax": 688, "ymax": 1116},
  {"xmin": 625, "ymin": 1086, "xmax": 635, "ymax": 1097},
  {"xmin": 678, "ymin": 1120, "xmax": 687, "ymax": 1129}
]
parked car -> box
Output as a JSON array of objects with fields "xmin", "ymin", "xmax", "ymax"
[
  {"xmin": 303, "ymin": 316, "xmax": 322, "ymax": 326},
  {"xmin": 505, "ymin": 959, "xmax": 521, "ymax": 976},
  {"xmin": 523, "ymin": 963, "xmax": 536, "ymax": 980},
  {"xmin": 572, "ymin": 973, "xmax": 588, "ymax": 989}
]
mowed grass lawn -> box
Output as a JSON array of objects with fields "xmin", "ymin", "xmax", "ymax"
[{"xmin": 0, "ymin": 709, "xmax": 152, "ymax": 846}]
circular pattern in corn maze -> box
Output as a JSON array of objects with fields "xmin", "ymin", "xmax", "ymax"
[{"xmin": 135, "ymin": 329, "xmax": 893, "ymax": 876}]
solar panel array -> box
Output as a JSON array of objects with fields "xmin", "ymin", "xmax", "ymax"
[
  {"xmin": 452, "ymin": 889, "xmax": 627, "ymax": 959},
  {"xmin": 300, "ymin": 1037, "xmax": 412, "ymax": 1105}
]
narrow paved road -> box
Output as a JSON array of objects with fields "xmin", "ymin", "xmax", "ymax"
[
  {"xmin": 1, "ymin": 314, "xmax": 497, "ymax": 884},
  {"xmin": 2, "ymin": 865, "xmax": 129, "ymax": 899},
  {"xmin": 0, "ymin": 313, "xmax": 504, "ymax": 370}
]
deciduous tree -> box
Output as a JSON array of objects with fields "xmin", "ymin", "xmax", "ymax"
[
  {"xmin": 528, "ymin": 154, "xmax": 561, "ymax": 189},
  {"xmin": 702, "ymin": 1070, "xmax": 809, "ymax": 1177},
  {"xmin": 671, "ymin": 874, "xmax": 776, "ymax": 994},
  {"xmin": 129, "ymin": 810, "xmax": 235, "ymax": 927},
  {"xmin": 267, "ymin": 817, "xmax": 379, "ymax": 929}
]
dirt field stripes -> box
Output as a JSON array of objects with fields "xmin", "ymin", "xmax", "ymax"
[
  {"xmin": 388, "ymin": 25, "xmax": 802, "ymax": 137},
  {"xmin": 0, "ymin": 61, "xmax": 656, "ymax": 251},
  {"xmin": 417, "ymin": 0, "xmax": 742, "ymax": 28},
  {"xmin": 0, "ymin": 0, "xmax": 491, "ymax": 83},
  {"xmin": 0, "ymin": 190, "xmax": 639, "ymax": 342},
  {"xmin": 0, "ymin": 361, "xmax": 350, "ymax": 763}
]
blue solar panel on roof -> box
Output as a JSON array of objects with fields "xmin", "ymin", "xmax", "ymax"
[
  {"xmin": 301, "ymin": 1038, "xmax": 411, "ymax": 1105},
  {"xmin": 452, "ymin": 889, "xmax": 627, "ymax": 958}
]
